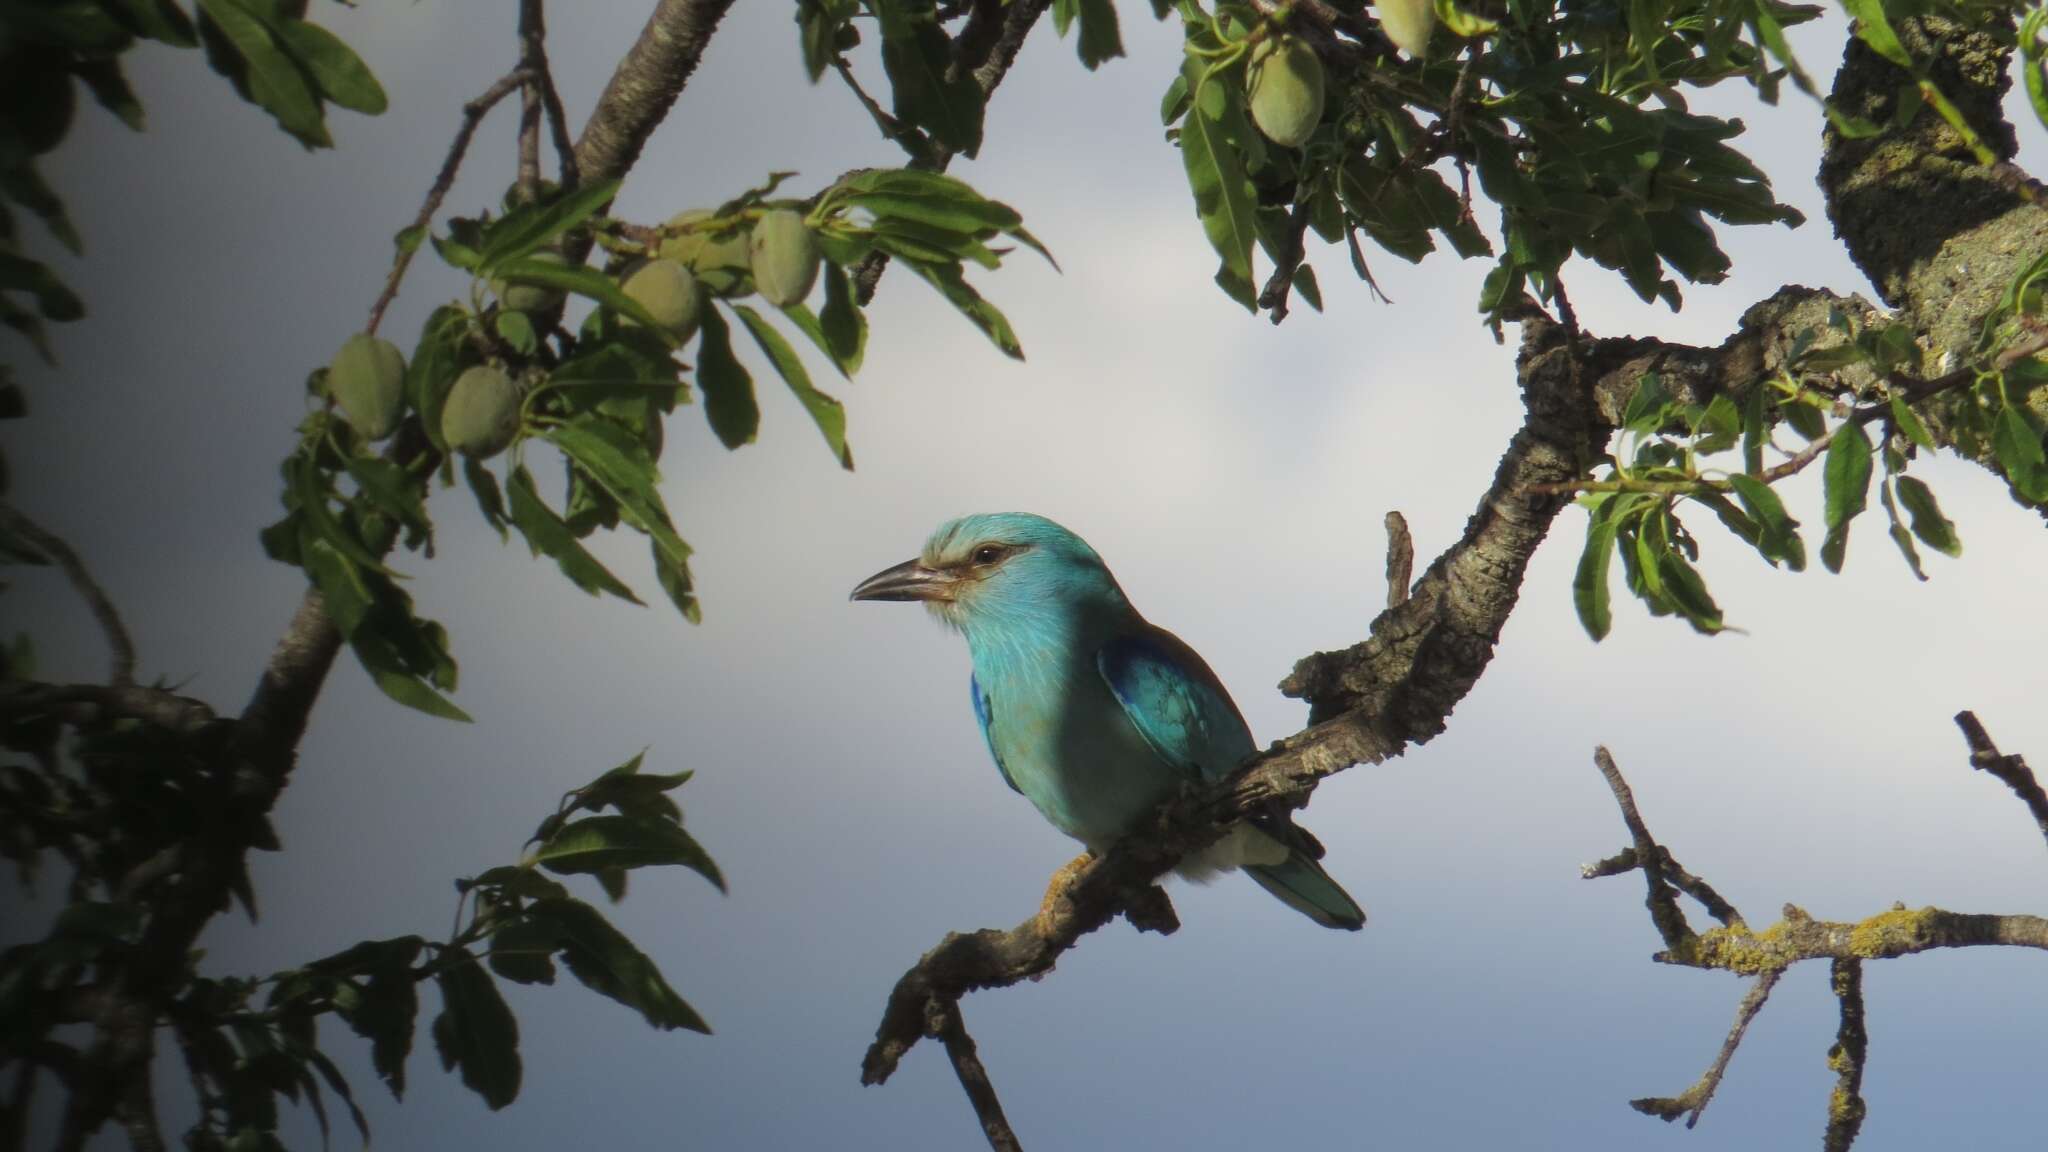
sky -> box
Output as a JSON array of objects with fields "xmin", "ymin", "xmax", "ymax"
[{"xmin": 8, "ymin": 3, "xmax": 2048, "ymax": 1150}]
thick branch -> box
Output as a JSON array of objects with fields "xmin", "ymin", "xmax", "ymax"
[
  {"xmin": 0, "ymin": 680, "xmax": 217, "ymax": 736},
  {"xmin": 570, "ymin": 0, "xmax": 736, "ymax": 186}
]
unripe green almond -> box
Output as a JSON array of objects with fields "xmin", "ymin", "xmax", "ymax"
[
  {"xmin": 491, "ymin": 250, "xmax": 570, "ymax": 313},
  {"xmin": 750, "ymin": 209, "xmax": 820, "ymax": 307},
  {"xmin": 661, "ymin": 210, "xmax": 754, "ymax": 296},
  {"xmin": 1376, "ymin": 0, "xmax": 1436, "ymax": 58},
  {"xmin": 620, "ymin": 258, "xmax": 704, "ymax": 342},
  {"xmin": 1247, "ymin": 36, "xmax": 1326, "ymax": 149},
  {"xmin": 328, "ymin": 333, "xmax": 407, "ymax": 442},
  {"xmin": 1248, "ymin": 37, "xmax": 1326, "ymax": 147},
  {"xmin": 441, "ymin": 365, "xmax": 522, "ymax": 459}
]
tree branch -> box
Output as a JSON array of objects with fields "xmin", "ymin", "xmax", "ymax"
[
  {"xmin": 0, "ymin": 502, "xmax": 135, "ymax": 685},
  {"xmin": 569, "ymin": 0, "xmax": 737, "ymax": 187},
  {"xmin": 1383, "ymin": 510, "xmax": 1412, "ymax": 609},
  {"xmin": 1630, "ymin": 968, "xmax": 1781, "ymax": 1127},
  {"xmin": 1823, "ymin": 959, "xmax": 1868, "ymax": 1152}
]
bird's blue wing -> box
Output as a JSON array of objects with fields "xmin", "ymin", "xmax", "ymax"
[
  {"xmin": 1096, "ymin": 626, "xmax": 1256, "ymax": 782},
  {"xmin": 971, "ymin": 673, "xmax": 1022, "ymax": 795}
]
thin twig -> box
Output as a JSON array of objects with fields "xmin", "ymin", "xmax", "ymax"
[
  {"xmin": 1383, "ymin": 511, "xmax": 1412, "ymax": 609},
  {"xmin": 365, "ymin": 68, "xmax": 533, "ymax": 336},
  {"xmin": 1580, "ymin": 843, "xmax": 1742, "ymax": 928},
  {"xmin": 1822, "ymin": 959, "xmax": 1868, "ymax": 1152},
  {"xmin": 928, "ymin": 1002, "xmax": 1024, "ymax": 1152},
  {"xmin": 834, "ymin": 57, "xmax": 934, "ymax": 165},
  {"xmin": 1592, "ymin": 746, "xmax": 1692, "ymax": 948},
  {"xmin": 0, "ymin": 503, "xmax": 135, "ymax": 685},
  {"xmin": 1954, "ymin": 710, "xmax": 2048, "ymax": 853},
  {"xmin": 1630, "ymin": 969, "xmax": 1782, "ymax": 1127}
]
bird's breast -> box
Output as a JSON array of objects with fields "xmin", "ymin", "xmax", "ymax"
[{"xmin": 979, "ymin": 658, "xmax": 1181, "ymax": 850}]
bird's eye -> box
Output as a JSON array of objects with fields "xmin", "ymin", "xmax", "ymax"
[{"xmin": 972, "ymin": 544, "xmax": 1005, "ymax": 565}]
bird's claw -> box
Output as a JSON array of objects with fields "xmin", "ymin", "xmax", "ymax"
[{"xmin": 1032, "ymin": 852, "xmax": 1094, "ymax": 936}]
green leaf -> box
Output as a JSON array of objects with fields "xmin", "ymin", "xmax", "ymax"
[
  {"xmin": 1179, "ymin": 62, "xmax": 1258, "ymax": 310},
  {"xmin": 731, "ymin": 304, "xmax": 853, "ymax": 469},
  {"xmin": 905, "ymin": 259, "xmax": 1022, "ymax": 359},
  {"xmin": 492, "ymin": 254, "xmax": 673, "ymax": 335},
  {"xmin": 1820, "ymin": 422, "xmax": 1873, "ymax": 572},
  {"xmin": 1993, "ymin": 404, "xmax": 2048, "ymax": 501},
  {"xmin": 1887, "ymin": 392, "xmax": 1933, "ymax": 451},
  {"xmin": 530, "ymin": 898, "xmax": 710, "ymax": 1033},
  {"xmin": 1694, "ymin": 393, "xmax": 1741, "ymax": 455},
  {"xmin": 269, "ymin": 16, "xmax": 386, "ymax": 115},
  {"xmin": 652, "ymin": 537, "xmax": 700, "ymax": 624},
  {"xmin": 545, "ymin": 419, "xmax": 694, "ymax": 583},
  {"xmin": 1657, "ymin": 550, "xmax": 1725, "ymax": 634},
  {"xmin": 1621, "ymin": 374, "xmax": 1669, "ymax": 434},
  {"xmin": 195, "ymin": 0, "xmax": 329, "ymax": 148},
  {"xmin": 1573, "ymin": 496, "xmax": 1623, "ymax": 641},
  {"xmin": 431, "ymin": 955, "xmax": 521, "ymax": 1110},
  {"xmin": 533, "ymin": 815, "xmax": 725, "ymax": 892},
  {"xmin": 1728, "ymin": 473, "xmax": 1806, "ymax": 571},
  {"xmin": 406, "ymin": 305, "xmax": 472, "ymax": 455},
  {"xmin": 1894, "ymin": 474, "xmax": 1961, "ymax": 558},
  {"xmin": 694, "ymin": 305, "xmax": 760, "ymax": 448},
  {"xmin": 868, "ymin": 0, "xmax": 985, "ymax": 155},
  {"xmin": 494, "ymin": 309, "xmax": 537, "ymax": 356},
  {"xmin": 1839, "ymin": 0, "xmax": 1913, "ymax": 68},
  {"xmin": 478, "ymin": 179, "xmax": 622, "ymax": 268},
  {"xmin": 1741, "ymin": 384, "xmax": 1766, "ymax": 475},
  {"xmin": 487, "ymin": 918, "xmax": 558, "ymax": 986},
  {"xmin": 1072, "ymin": 0, "xmax": 1124, "ymax": 69},
  {"xmin": 818, "ymin": 262, "xmax": 866, "ymax": 373},
  {"xmin": 319, "ymin": 937, "xmax": 422, "ymax": 1098},
  {"xmin": 1879, "ymin": 478, "xmax": 1926, "ymax": 581},
  {"xmin": 504, "ymin": 465, "xmax": 642, "ymax": 603},
  {"xmin": 344, "ymin": 455, "xmax": 429, "ymax": 538},
  {"xmin": 464, "ymin": 458, "xmax": 510, "ymax": 542}
]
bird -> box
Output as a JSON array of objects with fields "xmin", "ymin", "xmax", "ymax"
[{"xmin": 850, "ymin": 512, "xmax": 1364, "ymax": 931}]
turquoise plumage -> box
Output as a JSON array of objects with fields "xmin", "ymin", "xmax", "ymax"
[{"xmin": 852, "ymin": 513, "xmax": 1364, "ymax": 930}]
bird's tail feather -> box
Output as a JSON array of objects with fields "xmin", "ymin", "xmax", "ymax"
[{"xmin": 1246, "ymin": 853, "xmax": 1366, "ymax": 931}]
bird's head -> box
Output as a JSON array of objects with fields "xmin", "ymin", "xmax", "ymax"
[{"xmin": 849, "ymin": 513, "xmax": 1127, "ymax": 634}]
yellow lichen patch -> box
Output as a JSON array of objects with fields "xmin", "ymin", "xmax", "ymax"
[
  {"xmin": 1674, "ymin": 919, "xmax": 1794, "ymax": 975},
  {"xmin": 1847, "ymin": 905, "xmax": 1937, "ymax": 957}
]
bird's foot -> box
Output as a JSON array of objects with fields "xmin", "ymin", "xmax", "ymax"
[{"xmin": 1033, "ymin": 852, "xmax": 1094, "ymax": 937}]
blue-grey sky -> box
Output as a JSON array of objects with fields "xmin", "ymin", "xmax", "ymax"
[{"xmin": 9, "ymin": 3, "xmax": 2048, "ymax": 1150}]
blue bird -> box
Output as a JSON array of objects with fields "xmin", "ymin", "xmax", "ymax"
[{"xmin": 851, "ymin": 513, "xmax": 1364, "ymax": 931}]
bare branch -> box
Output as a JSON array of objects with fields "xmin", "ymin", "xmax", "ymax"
[
  {"xmin": 929, "ymin": 1002, "xmax": 1024, "ymax": 1152},
  {"xmin": 1631, "ymin": 969, "xmax": 1781, "ymax": 1127},
  {"xmin": 1954, "ymin": 710, "xmax": 2048, "ymax": 852},
  {"xmin": 0, "ymin": 502, "xmax": 135, "ymax": 685},
  {"xmin": 365, "ymin": 67, "xmax": 532, "ymax": 336},
  {"xmin": 1592, "ymin": 746, "xmax": 1693, "ymax": 947},
  {"xmin": 1383, "ymin": 511, "xmax": 1412, "ymax": 609},
  {"xmin": 1579, "ymin": 843, "xmax": 1742, "ymax": 929},
  {"xmin": 1823, "ymin": 959, "xmax": 1868, "ymax": 1152}
]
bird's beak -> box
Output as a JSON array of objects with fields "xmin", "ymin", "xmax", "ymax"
[{"xmin": 849, "ymin": 558, "xmax": 958, "ymax": 603}]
